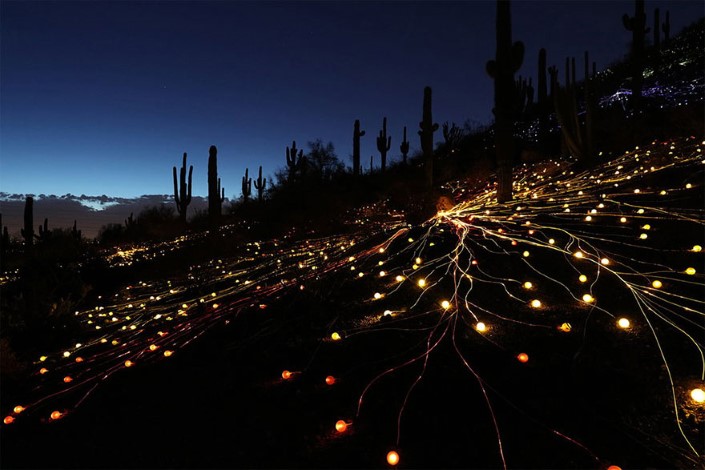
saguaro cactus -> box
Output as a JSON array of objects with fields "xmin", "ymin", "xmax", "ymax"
[
  {"xmin": 353, "ymin": 120, "xmax": 365, "ymax": 176},
  {"xmin": 486, "ymin": 0, "xmax": 524, "ymax": 203},
  {"xmin": 376, "ymin": 117, "xmax": 391, "ymax": 172},
  {"xmin": 37, "ymin": 218, "xmax": 51, "ymax": 242},
  {"xmin": 241, "ymin": 168, "xmax": 252, "ymax": 203},
  {"xmin": 208, "ymin": 145, "xmax": 224, "ymax": 226},
  {"xmin": 400, "ymin": 126, "xmax": 410, "ymax": 164},
  {"xmin": 21, "ymin": 197, "xmax": 34, "ymax": 248},
  {"xmin": 623, "ymin": 0, "xmax": 650, "ymax": 109},
  {"xmin": 72, "ymin": 220, "xmax": 82, "ymax": 240},
  {"xmin": 286, "ymin": 141, "xmax": 303, "ymax": 181},
  {"xmin": 418, "ymin": 86, "xmax": 439, "ymax": 189},
  {"xmin": 173, "ymin": 152, "xmax": 193, "ymax": 223},
  {"xmin": 254, "ymin": 166, "xmax": 267, "ymax": 202}
]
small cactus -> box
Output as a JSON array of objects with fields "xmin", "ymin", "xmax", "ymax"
[
  {"xmin": 37, "ymin": 218, "xmax": 51, "ymax": 242},
  {"xmin": 125, "ymin": 212, "xmax": 135, "ymax": 229},
  {"xmin": 353, "ymin": 121, "xmax": 365, "ymax": 176},
  {"xmin": 253, "ymin": 166, "xmax": 266, "ymax": 202},
  {"xmin": 173, "ymin": 152, "xmax": 193, "ymax": 223},
  {"xmin": 376, "ymin": 117, "xmax": 391, "ymax": 172},
  {"xmin": 72, "ymin": 220, "xmax": 82, "ymax": 240},
  {"xmin": 286, "ymin": 141, "xmax": 303, "ymax": 181},
  {"xmin": 400, "ymin": 126, "xmax": 410, "ymax": 164},
  {"xmin": 241, "ymin": 168, "xmax": 252, "ymax": 203}
]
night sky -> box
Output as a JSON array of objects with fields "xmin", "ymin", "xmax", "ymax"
[{"xmin": 2, "ymin": 0, "xmax": 702, "ymax": 198}]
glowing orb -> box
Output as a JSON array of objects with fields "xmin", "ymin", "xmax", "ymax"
[
  {"xmin": 417, "ymin": 279, "xmax": 426, "ymax": 288},
  {"xmin": 548, "ymin": 238, "xmax": 555, "ymax": 245},
  {"xmin": 415, "ymin": 257, "xmax": 422, "ymax": 264},
  {"xmin": 331, "ymin": 332, "xmax": 342, "ymax": 341},
  {"xmin": 378, "ymin": 248, "xmax": 385, "ymax": 253},
  {"xmin": 325, "ymin": 375, "xmax": 336, "ymax": 385},
  {"xmin": 75, "ymin": 357, "xmax": 84, "ymax": 363},
  {"xmin": 386, "ymin": 450, "xmax": 400, "ymax": 466},
  {"xmin": 573, "ymin": 251, "xmax": 584, "ymax": 259},
  {"xmin": 600, "ymin": 258, "xmax": 610, "ymax": 265},
  {"xmin": 124, "ymin": 360, "xmax": 134, "ymax": 368},
  {"xmin": 559, "ymin": 323, "xmax": 572, "ymax": 332},
  {"xmin": 642, "ymin": 224, "xmax": 651, "ymax": 230},
  {"xmin": 637, "ymin": 209, "xmax": 644, "ymax": 214},
  {"xmin": 441, "ymin": 300, "xmax": 451, "ymax": 310},
  {"xmin": 685, "ymin": 267, "xmax": 696, "ymax": 275},
  {"xmin": 13, "ymin": 406, "xmax": 25, "ymax": 414},
  {"xmin": 39, "ymin": 368, "xmax": 48, "ymax": 374},
  {"xmin": 50, "ymin": 411, "xmax": 62, "ymax": 420},
  {"xmin": 693, "ymin": 245, "xmax": 702, "ymax": 252},
  {"xmin": 212, "ymin": 303, "xmax": 219, "ymax": 309},
  {"xmin": 639, "ymin": 233, "xmax": 648, "ymax": 240},
  {"xmin": 582, "ymin": 294, "xmax": 594, "ymax": 303},
  {"xmin": 63, "ymin": 351, "xmax": 71, "ymax": 358},
  {"xmin": 475, "ymin": 322, "xmax": 487, "ymax": 332},
  {"xmin": 39, "ymin": 356, "xmax": 47, "ymax": 362},
  {"xmin": 607, "ymin": 466, "xmax": 622, "ymax": 470},
  {"xmin": 63, "ymin": 376, "xmax": 73, "ymax": 383},
  {"xmin": 517, "ymin": 353, "xmax": 529, "ymax": 363},
  {"xmin": 617, "ymin": 318, "xmax": 631, "ymax": 329},
  {"xmin": 3, "ymin": 416, "xmax": 14, "ymax": 425},
  {"xmin": 149, "ymin": 344, "xmax": 158, "ymax": 351},
  {"xmin": 379, "ymin": 271, "xmax": 386, "ymax": 277},
  {"xmin": 523, "ymin": 282, "xmax": 533, "ymax": 289},
  {"xmin": 530, "ymin": 299, "xmax": 542, "ymax": 309},
  {"xmin": 619, "ymin": 217, "xmax": 627, "ymax": 223},
  {"xmin": 335, "ymin": 420, "xmax": 348, "ymax": 433},
  {"xmin": 691, "ymin": 388, "xmax": 705, "ymax": 403},
  {"xmin": 652, "ymin": 280, "xmax": 662, "ymax": 289},
  {"xmin": 383, "ymin": 310, "xmax": 393, "ymax": 317},
  {"xmin": 585, "ymin": 216, "xmax": 592, "ymax": 222},
  {"xmin": 578, "ymin": 274, "xmax": 588, "ymax": 283},
  {"xmin": 373, "ymin": 293, "xmax": 382, "ymax": 300},
  {"xmin": 112, "ymin": 340, "xmax": 119, "ymax": 346},
  {"xmin": 522, "ymin": 251, "xmax": 530, "ymax": 257},
  {"xmin": 163, "ymin": 350, "xmax": 173, "ymax": 357},
  {"xmin": 282, "ymin": 370, "xmax": 293, "ymax": 380},
  {"xmin": 686, "ymin": 183, "xmax": 692, "ymax": 189},
  {"xmin": 395, "ymin": 275, "xmax": 404, "ymax": 282}
]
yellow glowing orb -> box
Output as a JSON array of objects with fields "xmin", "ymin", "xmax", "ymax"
[
  {"xmin": 417, "ymin": 279, "xmax": 426, "ymax": 288},
  {"xmin": 686, "ymin": 183, "xmax": 692, "ymax": 189},
  {"xmin": 620, "ymin": 217, "xmax": 627, "ymax": 223},
  {"xmin": 331, "ymin": 332, "xmax": 342, "ymax": 341},
  {"xmin": 522, "ymin": 251, "xmax": 530, "ymax": 257},
  {"xmin": 383, "ymin": 310, "xmax": 393, "ymax": 317},
  {"xmin": 685, "ymin": 267, "xmax": 696, "ymax": 275},
  {"xmin": 63, "ymin": 351, "xmax": 71, "ymax": 358},
  {"xmin": 379, "ymin": 271, "xmax": 386, "ymax": 277},
  {"xmin": 415, "ymin": 257, "xmax": 422, "ymax": 264},
  {"xmin": 642, "ymin": 224, "xmax": 651, "ymax": 230},
  {"xmin": 600, "ymin": 258, "xmax": 610, "ymax": 265},
  {"xmin": 373, "ymin": 292, "xmax": 382, "ymax": 300},
  {"xmin": 386, "ymin": 450, "xmax": 400, "ymax": 466},
  {"xmin": 13, "ymin": 406, "xmax": 24, "ymax": 414},
  {"xmin": 335, "ymin": 420, "xmax": 348, "ymax": 433},
  {"xmin": 693, "ymin": 245, "xmax": 702, "ymax": 252},
  {"xmin": 559, "ymin": 323, "xmax": 572, "ymax": 332},
  {"xmin": 39, "ymin": 355, "xmax": 47, "ymax": 362},
  {"xmin": 652, "ymin": 280, "xmax": 662, "ymax": 288},
  {"xmin": 585, "ymin": 216, "xmax": 592, "ymax": 222},
  {"xmin": 530, "ymin": 299, "xmax": 541, "ymax": 308},
  {"xmin": 690, "ymin": 388, "xmax": 705, "ymax": 403},
  {"xmin": 325, "ymin": 375, "xmax": 336, "ymax": 385},
  {"xmin": 149, "ymin": 344, "xmax": 158, "ymax": 351},
  {"xmin": 395, "ymin": 275, "xmax": 404, "ymax": 282},
  {"xmin": 578, "ymin": 274, "xmax": 588, "ymax": 283},
  {"xmin": 617, "ymin": 318, "xmax": 631, "ymax": 329},
  {"xmin": 639, "ymin": 233, "xmax": 648, "ymax": 240},
  {"xmin": 582, "ymin": 294, "xmax": 594, "ymax": 303},
  {"xmin": 475, "ymin": 322, "xmax": 487, "ymax": 332},
  {"xmin": 3, "ymin": 416, "xmax": 15, "ymax": 425},
  {"xmin": 124, "ymin": 360, "xmax": 134, "ymax": 368},
  {"xmin": 441, "ymin": 300, "xmax": 451, "ymax": 310},
  {"xmin": 163, "ymin": 350, "xmax": 173, "ymax": 357},
  {"xmin": 523, "ymin": 282, "xmax": 533, "ymax": 289},
  {"xmin": 573, "ymin": 251, "xmax": 584, "ymax": 259},
  {"xmin": 378, "ymin": 248, "xmax": 385, "ymax": 253},
  {"xmin": 637, "ymin": 209, "xmax": 644, "ymax": 214}
]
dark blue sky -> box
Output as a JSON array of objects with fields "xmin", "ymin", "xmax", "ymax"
[{"xmin": 2, "ymin": 0, "xmax": 702, "ymax": 198}]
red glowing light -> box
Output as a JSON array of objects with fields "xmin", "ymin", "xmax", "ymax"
[
  {"xmin": 63, "ymin": 376, "xmax": 73, "ymax": 383},
  {"xmin": 517, "ymin": 353, "xmax": 529, "ymax": 363},
  {"xmin": 50, "ymin": 411, "xmax": 62, "ymax": 420},
  {"xmin": 3, "ymin": 416, "xmax": 15, "ymax": 425},
  {"xmin": 335, "ymin": 420, "xmax": 348, "ymax": 433},
  {"xmin": 325, "ymin": 375, "xmax": 336, "ymax": 385},
  {"xmin": 282, "ymin": 370, "xmax": 292, "ymax": 380}
]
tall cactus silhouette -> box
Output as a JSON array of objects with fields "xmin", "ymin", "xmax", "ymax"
[
  {"xmin": 21, "ymin": 196, "xmax": 34, "ymax": 248},
  {"xmin": 208, "ymin": 145, "xmax": 224, "ymax": 227},
  {"xmin": 486, "ymin": 0, "xmax": 524, "ymax": 202},
  {"xmin": 376, "ymin": 117, "xmax": 391, "ymax": 172},
  {"xmin": 286, "ymin": 141, "xmax": 303, "ymax": 181},
  {"xmin": 37, "ymin": 218, "xmax": 51, "ymax": 242},
  {"xmin": 623, "ymin": 0, "xmax": 650, "ymax": 109},
  {"xmin": 72, "ymin": 220, "xmax": 82, "ymax": 240},
  {"xmin": 418, "ymin": 86, "xmax": 439, "ymax": 189},
  {"xmin": 241, "ymin": 168, "xmax": 252, "ymax": 203},
  {"xmin": 254, "ymin": 166, "xmax": 266, "ymax": 202},
  {"xmin": 173, "ymin": 152, "xmax": 193, "ymax": 223},
  {"xmin": 352, "ymin": 120, "xmax": 365, "ymax": 176},
  {"xmin": 400, "ymin": 126, "xmax": 410, "ymax": 164}
]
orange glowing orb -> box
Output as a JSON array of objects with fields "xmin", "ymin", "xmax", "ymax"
[
  {"xmin": 282, "ymin": 370, "xmax": 293, "ymax": 380},
  {"xmin": 4, "ymin": 416, "xmax": 15, "ymax": 425},
  {"xmin": 691, "ymin": 388, "xmax": 705, "ymax": 403},
  {"xmin": 530, "ymin": 299, "xmax": 541, "ymax": 309},
  {"xmin": 149, "ymin": 344, "xmax": 158, "ymax": 351},
  {"xmin": 50, "ymin": 411, "xmax": 62, "ymax": 420},
  {"xmin": 75, "ymin": 357, "xmax": 84, "ymax": 363},
  {"xmin": 607, "ymin": 466, "xmax": 622, "ymax": 470},
  {"xmin": 163, "ymin": 350, "xmax": 173, "ymax": 357},
  {"xmin": 617, "ymin": 318, "xmax": 631, "ymax": 329},
  {"xmin": 13, "ymin": 406, "xmax": 25, "ymax": 414},
  {"xmin": 559, "ymin": 323, "xmax": 572, "ymax": 332},
  {"xmin": 523, "ymin": 281, "xmax": 533, "ymax": 289},
  {"xmin": 63, "ymin": 376, "xmax": 73, "ymax": 383},
  {"xmin": 386, "ymin": 450, "xmax": 400, "ymax": 466},
  {"xmin": 124, "ymin": 360, "xmax": 134, "ymax": 368},
  {"xmin": 39, "ymin": 368, "xmax": 48, "ymax": 374},
  {"xmin": 475, "ymin": 322, "xmax": 487, "ymax": 332},
  {"xmin": 517, "ymin": 353, "xmax": 529, "ymax": 363},
  {"xmin": 325, "ymin": 375, "xmax": 336, "ymax": 385},
  {"xmin": 335, "ymin": 420, "xmax": 348, "ymax": 433}
]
